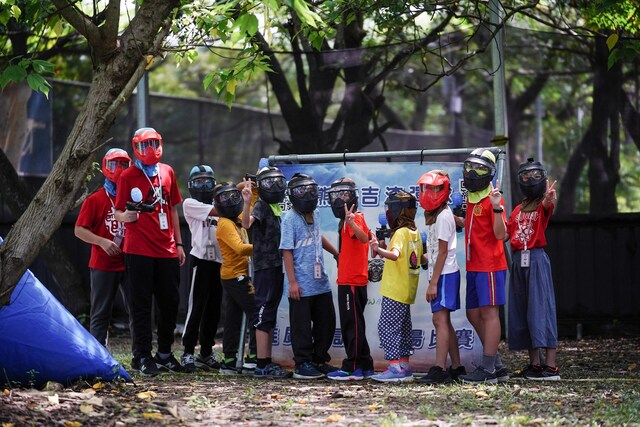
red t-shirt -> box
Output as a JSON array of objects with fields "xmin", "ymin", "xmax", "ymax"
[
  {"xmin": 115, "ymin": 163, "xmax": 183, "ymax": 258},
  {"xmin": 507, "ymin": 202, "xmax": 554, "ymax": 251},
  {"xmin": 464, "ymin": 196, "xmax": 507, "ymax": 272},
  {"xmin": 336, "ymin": 212, "xmax": 370, "ymax": 286},
  {"xmin": 75, "ymin": 188, "xmax": 125, "ymax": 271}
]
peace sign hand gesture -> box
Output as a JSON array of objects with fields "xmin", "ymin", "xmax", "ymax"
[
  {"xmin": 542, "ymin": 179, "xmax": 557, "ymax": 208},
  {"xmin": 489, "ymin": 180, "xmax": 503, "ymax": 210},
  {"xmin": 241, "ymin": 178, "xmax": 253, "ymax": 203},
  {"xmin": 344, "ymin": 203, "xmax": 355, "ymax": 226}
]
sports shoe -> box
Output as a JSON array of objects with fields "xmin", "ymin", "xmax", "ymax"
[
  {"xmin": 254, "ymin": 363, "xmax": 293, "ymax": 379},
  {"xmin": 219, "ymin": 359, "xmax": 240, "ymax": 375},
  {"xmin": 416, "ymin": 366, "xmax": 452, "ymax": 385},
  {"xmin": 154, "ymin": 353, "xmax": 184, "ymax": 373},
  {"xmin": 327, "ymin": 368, "xmax": 365, "ymax": 381},
  {"xmin": 511, "ymin": 364, "xmax": 535, "ymax": 380},
  {"xmin": 448, "ymin": 365, "xmax": 467, "ymax": 381},
  {"xmin": 313, "ymin": 362, "xmax": 339, "ymax": 375},
  {"xmin": 525, "ymin": 364, "xmax": 561, "ymax": 381},
  {"xmin": 362, "ymin": 369, "xmax": 375, "ymax": 378},
  {"xmin": 195, "ymin": 354, "xmax": 220, "ymax": 371},
  {"xmin": 495, "ymin": 366, "xmax": 510, "ymax": 383},
  {"xmin": 371, "ymin": 364, "xmax": 414, "ymax": 383},
  {"xmin": 131, "ymin": 355, "xmax": 160, "ymax": 377},
  {"xmin": 459, "ymin": 366, "xmax": 498, "ymax": 384},
  {"xmin": 293, "ymin": 362, "xmax": 324, "ymax": 379},
  {"xmin": 243, "ymin": 355, "xmax": 257, "ymax": 369},
  {"xmin": 181, "ymin": 353, "xmax": 196, "ymax": 373}
]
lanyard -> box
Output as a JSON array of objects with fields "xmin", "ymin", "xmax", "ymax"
[{"xmin": 143, "ymin": 170, "xmax": 164, "ymax": 214}]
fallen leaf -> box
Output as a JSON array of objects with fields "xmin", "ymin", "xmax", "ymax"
[
  {"xmin": 475, "ymin": 391, "xmax": 489, "ymax": 398},
  {"xmin": 3, "ymin": 389, "xmax": 9, "ymax": 396},
  {"xmin": 47, "ymin": 394, "xmax": 59, "ymax": 405},
  {"xmin": 2, "ymin": 422, "xmax": 16, "ymax": 427},
  {"xmin": 80, "ymin": 403, "xmax": 94, "ymax": 415},
  {"xmin": 326, "ymin": 413, "xmax": 344, "ymax": 422},
  {"xmin": 86, "ymin": 396, "xmax": 103, "ymax": 406},
  {"xmin": 508, "ymin": 403, "xmax": 522, "ymax": 411},
  {"xmin": 554, "ymin": 401, "xmax": 562, "ymax": 406},
  {"xmin": 143, "ymin": 412, "xmax": 163, "ymax": 420},
  {"xmin": 270, "ymin": 393, "xmax": 282, "ymax": 400},
  {"xmin": 92, "ymin": 382, "xmax": 104, "ymax": 390},
  {"xmin": 297, "ymin": 400, "xmax": 307, "ymax": 404},
  {"xmin": 368, "ymin": 403, "xmax": 383, "ymax": 411},
  {"xmin": 63, "ymin": 421, "xmax": 82, "ymax": 427},
  {"xmin": 628, "ymin": 363, "xmax": 637, "ymax": 371},
  {"xmin": 137, "ymin": 391, "xmax": 157, "ymax": 400}
]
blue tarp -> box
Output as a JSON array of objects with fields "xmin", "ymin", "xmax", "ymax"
[{"xmin": 0, "ymin": 237, "xmax": 130, "ymax": 387}]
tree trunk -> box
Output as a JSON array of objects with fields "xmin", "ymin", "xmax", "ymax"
[
  {"xmin": 0, "ymin": 0, "xmax": 180, "ymax": 308},
  {"xmin": 0, "ymin": 148, "xmax": 88, "ymax": 314}
]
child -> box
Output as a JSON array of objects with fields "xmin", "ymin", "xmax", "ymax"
[
  {"xmin": 279, "ymin": 173, "xmax": 340, "ymax": 379},
  {"xmin": 213, "ymin": 182, "xmax": 257, "ymax": 374},
  {"xmin": 74, "ymin": 148, "xmax": 131, "ymax": 347},
  {"xmin": 241, "ymin": 166, "xmax": 292, "ymax": 379},
  {"xmin": 180, "ymin": 165, "xmax": 223, "ymax": 373},
  {"xmin": 325, "ymin": 178, "xmax": 375, "ymax": 381},
  {"xmin": 415, "ymin": 170, "xmax": 466, "ymax": 384},
  {"xmin": 506, "ymin": 158, "xmax": 560, "ymax": 380},
  {"xmin": 458, "ymin": 148, "xmax": 509, "ymax": 384},
  {"xmin": 369, "ymin": 190, "xmax": 422, "ymax": 383}
]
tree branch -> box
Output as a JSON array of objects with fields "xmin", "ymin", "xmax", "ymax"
[{"xmin": 51, "ymin": 0, "xmax": 102, "ymax": 48}]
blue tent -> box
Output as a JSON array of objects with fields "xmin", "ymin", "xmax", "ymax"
[{"xmin": 0, "ymin": 238, "xmax": 130, "ymax": 387}]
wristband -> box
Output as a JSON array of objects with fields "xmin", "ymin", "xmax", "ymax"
[
  {"xmin": 176, "ymin": 243, "xmax": 184, "ymax": 247},
  {"xmin": 493, "ymin": 207, "xmax": 504, "ymax": 213}
]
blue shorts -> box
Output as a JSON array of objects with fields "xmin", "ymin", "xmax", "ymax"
[
  {"xmin": 466, "ymin": 270, "xmax": 507, "ymax": 309},
  {"xmin": 430, "ymin": 270, "xmax": 461, "ymax": 313}
]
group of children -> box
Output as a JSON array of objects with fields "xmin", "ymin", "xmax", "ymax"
[{"xmin": 77, "ymin": 138, "xmax": 560, "ymax": 383}]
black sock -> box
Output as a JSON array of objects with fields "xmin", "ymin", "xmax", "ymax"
[{"xmin": 257, "ymin": 358, "xmax": 269, "ymax": 369}]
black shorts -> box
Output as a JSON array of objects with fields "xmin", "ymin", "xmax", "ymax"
[{"xmin": 253, "ymin": 267, "xmax": 284, "ymax": 331}]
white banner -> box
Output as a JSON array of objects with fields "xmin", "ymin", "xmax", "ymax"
[{"xmin": 269, "ymin": 161, "xmax": 483, "ymax": 372}]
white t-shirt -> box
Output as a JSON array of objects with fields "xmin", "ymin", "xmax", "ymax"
[
  {"xmin": 426, "ymin": 206, "xmax": 459, "ymax": 280},
  {"xmin": 182, "ymin": 198, "xmax": 222, "ymax": 263}
]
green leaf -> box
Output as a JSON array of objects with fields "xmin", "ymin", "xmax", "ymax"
[
  {"xmin": 10, "ymin": 4, "xmax": 21, "ymax": 19},
  {"xmin": 203, "ymin": 74, "xmax": 215, "ymax": 91},
  {"xmin": 226, "ymin": 78, "xmax": 237, "ymax": 96},
  {"xmin": 606, "ymin": 33, "xmax": 618, "ymax": 51},
  {"xmin": 244, "ymin": 14, "xmax": 259, "ymax": 36},
  {"xmin": 3, "ymin": 65, "xmax": 27, "ymax": 83},
  {"xmin": 31, "ymin": 60, "xmax": 55, "ymax": 75},
  {"xmin": 26, "ymin": 73, "xmax": 51, "ymax": 98}
]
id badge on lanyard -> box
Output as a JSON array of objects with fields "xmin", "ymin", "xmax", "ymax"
[
  {"xmin": 520, "ymin": 249, "xmax": 530, "ymax": 267},
  {"xmin": 313, "ymin": 259, "xmax": 323, "ymax": 280},
  {"xmin": 158, "ymin": 212, "xmax": 169, "ymax": 230}
]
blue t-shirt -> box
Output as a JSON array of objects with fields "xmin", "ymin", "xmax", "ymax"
[{"xmin": 279, "ymin": 209, "xmax": 331, "ymax": 297}]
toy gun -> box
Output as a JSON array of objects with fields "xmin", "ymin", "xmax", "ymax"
[
  {"xmin": 420, "ymin": 230, "xmax": 428, "ymax": 270},
  {"xmin": 126, "ymin": 187, "xmax": 155, "ymax": 212},
  {"xmin": 451, "ymin": 192, "xmax": 465, "ymax": 233},
  {"xmin": 375, "ymin": 212, "xmax": 389, "ymax": 241}
]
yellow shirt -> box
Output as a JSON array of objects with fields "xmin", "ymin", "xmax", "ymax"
[
  {"xmin": 380, "ymin": 227, "xmax": 423, "ymax": 304},
  {"xmin": 217, "ymin": 217, "xmax": 253, "ymax": 280}
]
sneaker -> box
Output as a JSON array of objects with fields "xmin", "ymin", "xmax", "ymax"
[
  {"xmin": 511, "ymin": 364, "xmax": 535, "ymax": 380},
  {"xmin": 313, "ymin": 362, "xmax": 339, "ymax": 375},
  {"xmin": 495, "ymin": 366, "xmax": 510, "ymax": 383},
  {"xmin": 219, "ymin": 359, "xmax": 240, "ymax": 375},
  {"xmin": 416, "ymin": 366, "xmax": 452, "ymax": 385},
  {"xmin": 293, "ymin": 362, "xmax": 324, "ymax": 379},
  {"xmin": 525, "ymin": 364, "xmax": 561, "ymax": 381},
  {"xmin": 327, "ymin": 368, "xmax": 365, "ymax": 381},
  {"xmin": 181, "ymin": 353, "xmax": 196, "ymax": 373},
  {"xmin": 254, "ymin": 363, "xmax": 293, "ymax": 379},
  {"xmin": 243, "ymin": 355, "xmax": 257, "ymax": 370},
  {"xmin": 448, "ymin": 365, "xmax": 467, "ymax": 381},
  {"xmin": 460, "ymin": 366, "xmax": 498, "ymax": 384},
  {"xmin": 155, "ymin": 353, "xmax": 184, "ymax": 373},
  {"xmin": 195, "ymin": 354, "xmax": 220, "ymax": 371},
  {"xmin": 371, "ymin": 364, "xmax": 413, "ymax": 383},
  {"xmin": 132, "ymin": 355, "xmax": 160, "ymax": 377},
  {"xmin": 362, "ymin": 369, "xmax": 375, "ymax": 378}
]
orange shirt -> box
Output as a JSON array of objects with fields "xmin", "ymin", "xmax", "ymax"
[{"xmin": 336, "ymin": 212, "xmax": 370, "ymax": 286}]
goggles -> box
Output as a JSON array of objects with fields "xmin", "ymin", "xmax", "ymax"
[
  {"xmin": 328, "ymin": 189, "xmax": 356, "ymax": 203},
  {"xmin": 135, "ymin": 139, "xmax": 161, "ymax": 151},
  {"xmin": 259, "ymin": 176, "xmax": 285, "ymax": 191},
  {"xmin": 290, "ymin": 184, "xmax": 318, "ymax": 199},
  {"xmin": 104, "ymin": 159, "xmax": 130, "ymax": 171},
  {"xmin": 519, "ymin": 169, "xmax": 546, "ymax": 181},
  {"xmin": 420, "ymin": 184, "xmax": 444, "ymax": 193},
  {"xmin": 217, "ymin": 190, "xmax": 242, "ymax": 206},
  {"xmin": 191, "ymin": 177, "xmax": 215, "ymax": 190},
  {"xmin": 464, "ymin": 161, "xmax": 490, "ymax": 176}
]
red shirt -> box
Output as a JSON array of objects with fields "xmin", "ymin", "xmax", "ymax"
[
  {"xmin": 464, "ymin": 196, "xmax": 507, "ymax": 272},
  {"xmin": 337, "ymin": 212, "xmax": 370, "ymax": 286},
  {"xmin": 75, "ymin": 188, "xmax": 125, "ymax": 271},
  {"xmin": 507, "ymin": 202, "xmax": 554, "ymax": 251},
  {"xmin": 115, "ymin": 163, "xmax": 182, "ymax": 258}
]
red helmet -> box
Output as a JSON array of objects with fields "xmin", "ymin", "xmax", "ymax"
[
  {"xmin": 132, "ymin": 127, "xmax": 163, "ymax": 165},
  {"xmin": 101, "ymin": 148, "xmax": 131, "ymax": 183},
  {"xmin": 417, "ymin": 171, "xmax": 450, "ymax": 211}
]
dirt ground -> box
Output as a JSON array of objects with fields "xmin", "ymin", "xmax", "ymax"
[{"xmin": 1, "ymin": 335, "xmax": 639, "ymax": 426}]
